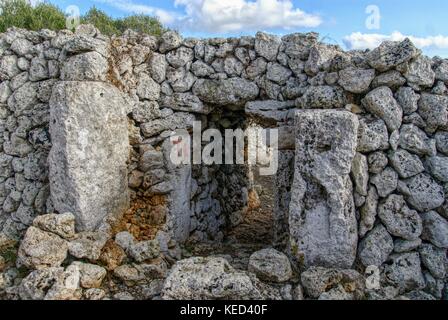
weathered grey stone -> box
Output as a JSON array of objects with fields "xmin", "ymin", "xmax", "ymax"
[
  {"xmin": 296, "ymin": 85, "xmax": 346, "ymax": 109},
  {"xmin": 255, "ymin": 32, "xmax": 281, "ymax": 61},
  {"xmin": 137, "ymin": 72, "xmax": 161, "ymax": 100},
  {"xmin": 49, "ymin": 81, "xmax": 130, "ymax": 231},
  {"xmin": 371, "ymin": 167, "xmax": 398, "ymax": 198},
  {"xmin": 32, "ymin": 212, "xmax": 76, "ymax": 240},
  {"xmin": 84, "ymin": 288, "xmax": 106, "ymax": 300},
  {"xmin": 366, "ymin": 39, "xmax": 420, "ymax": 72},
  {"xmin": 378, "ymin": 194, "xmax": 422, "ymax": 240},
  {"xmin": 426, "ymin": 156, "xmax": 448, "ymax": 182},
  {"xmin": 372, "ymin": 70, "xmax": 406, "ymax": 89},
  {"xmin": 245, "ymin": 100, "xmax": 294, "ymax": 124},
  {"xmin": 129, "ymin": 240, "xmax": 160, "ymax": 263},
  {"xmin": 166, "ymin": 47, "xmax": 194, "ymax": 68},
  {"xmin": 289, "ymin": 110, "xmax": 358, "ymax": 268},
  {"xmin": 394, "ymin": 238, "xmax": 422, "ymax": 253},
  {"xmin": 114, "ymin": 231, "xmax": 135, "ymax": 252},
  {"xmin": 278, "ymin": 33, "xmax": 313, "ymax": 58},
  {"xmin": 140, "ymin": 112, "xmax": 195, "ymax": 137},
  {"xmin": 389, "ymin": 149, "xmax": 424, "ymax": 179},
  {"xmin": 63, "ymin": 35, "xmax": 109, "ymax": 57},
  {"xmin": 167, "ymin": 67, "xmax": 196, "ymax": 93},
  {"xmin": 224, "ymin": 57, "xmax": 244, "ymax": 77},
  {"xmin": 159, "ymin": 31, "xmax": 182, "ymax": 53},
  {"xmin": 7, "ymin": 81, "xmax": 38, "ymax": 116},
  {"xmin": 17, "ymin": 226, "xmax": 68, "ymax": 269},
  {"xmin": 0, "ymin": 55, "xmax": 20, "ymax": 80},
  {"xmin": 0, "ymin": 81, "xmax": 12, "ymax": 104},
  {"xmin": 423, "ymin": 271, "xmax": 444, "ymax": 299},
  {"xmin": 246, "ymin": 57, "xmax": 268, "ymax": 79},
  {"xmin": 382, "ymin": 252, "xmax": 425, "ymax": 294},
  {"xmin": 266, "ymin": 62, "xmax": 292, "ymax": 85},
  {"xmin": 362, "ymin": 87, "xmax": 402, "ymax": 132},
  {"xmin": 161, "ymin": 93, "xmax": 211, "ymax": 114},
  {"xmin": 305, "ymin": 44, "xmax": 340, "ymax": 75},
  {"xmin": 367, "ymin": 151, "xmax": 388, "ymax": 174},
  {"xmin": 398, "ymin": 124, "xmax": 436, "ymax": 156},
  {"xmin": 358, "ymin": 224, "xmax": 393, "ymax": 267},
  {"xmin": 191, "ymin": 60, "xmax": 215, "ymax": 77},
  {"xmin": 359, "ymin": 187, "xmax": 379, "ymax": 238},
  {"xmin": 418, "ymin": 93, "xmax": 448, "ymax": 134},
  {"xmin": 29, "ymin": 57, "xmax": 49, "ymax": 81},
  {"xmin": 401, "ymin": 174, "xmax": 445, "ymax": 212},
  {"xmin": 338, "ymin": 68, "xmax": 375, "ymax": 93},
  {"xmin": 162, "ymin": 257, "xmax": 263, "ymax": 300},
  {"xmin": 10, "ymin": 38, "xmax": 33, "ymax": 56},
  {"xmin": 61, "ymin": 51, "xmax": 108, "ymax": 81},
  {"xmin": 435, "ymin": 60, "xmax": 448, "ymax": 82},
  {"xmin": 44, "ymin": 264, "xmax": 82, "ymax": 300},
  {"xmin": 435, "ymin": 131, "xmax": 448, "ymax": 155},
  {"xmin": 301, "ymin": 267, "xmax": 365, "ymax": 299},
  {"xmin": 68, "ymin": 231, "xmax": 108, "ymax": 261},
  {"xmin": 148, "ymin": 52, "xmax": 167, "ymax": 83},
  {"xmin": 404, "ymin": 290, "xmax": 436, "ymax": 300},
  {"xmin": 357, "ymin": 119, "xmax": 389, "ymax": 153},
  {"xmin": 18, "ymin": 267, "xmax": 64, "ymax": 300},
  {"xmin": 420, "ymin": 211, "xmax": 448, "ymax": 248},
  {"xmin": 71, "ymin": 261, "xmax": 107, "ymax": 289},
  {"xmin": 395, "ymin": 87, "xmax": 420, "ymax": 115},
  {"xmin": 418, "ymin": 243, "xmax": 447, "ymax": 279},
  {"xmin": 248, "ymin": 248, "xmax": 293, "ymax": 283},
  {"xmin": 193, "ymin": 78, "xmax": 259, "ymax": 106},
  {"xmin": 398, "ymin": 55, "xmax": 435, "ymax": 89},
  {"xmin": 351, "ymin": 152, "xmax": 369, "ymax": 196}
]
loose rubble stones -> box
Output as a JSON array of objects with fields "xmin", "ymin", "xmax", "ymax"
[
  {"xmin": 162, "ymin": 257, "xmax": 263, "ymax": 300},
  {"xmin": 248, "ymin": 248, "xmax": 293, "ymax": 283},
  {"xmin": 301, "ymin": 267, "xmax": 365, "ymax": 300},
  {"xmin": 17, "ymin": 226, "xmax": 68, "ymax": 270}
]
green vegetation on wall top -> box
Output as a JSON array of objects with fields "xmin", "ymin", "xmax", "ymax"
[{"xmin": 0, "ymin": 0, "xmax": 166, "ymax": 36}]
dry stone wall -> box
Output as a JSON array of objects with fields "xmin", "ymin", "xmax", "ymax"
[{"xmin": 0, "ymin": 24, "xmax": 448, "ymax": 300}]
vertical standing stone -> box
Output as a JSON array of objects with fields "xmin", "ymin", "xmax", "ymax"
[
  {"xmin": 273, "ymin": 150, "xmax": 295, "ymax": 250},
  {"xmin": 49, "ymin": 81, "xmax": 130, "ymax": 231},
  {"xmin": 289, "ymin": 110, "xmax": 359, "ymax": 269},
  {"xmin": 162, "ymin": 138, "xmax": 192, "ymax": 243}
]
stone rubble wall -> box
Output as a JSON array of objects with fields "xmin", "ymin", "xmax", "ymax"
[{"xmin": 1, "ymin": 24, "xmax": 448, "ymax": 299}]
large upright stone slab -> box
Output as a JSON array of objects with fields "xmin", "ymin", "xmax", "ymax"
[
  {"xmin": 289, "ymin": 110, "xmax": 359, "ymax": 269},
  {"xmin": 49, "ymin": 81, "xmax": 130, "ymax": 231}
]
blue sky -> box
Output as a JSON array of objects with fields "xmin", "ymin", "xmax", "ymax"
[{"xmin": 46, "ymin": 0, "xmax": 448, "ymax": 57}]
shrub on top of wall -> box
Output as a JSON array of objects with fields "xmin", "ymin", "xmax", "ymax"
[
  {"xmin": 0, "ymin": 0, "xmax": 166, "ymax": 36},
  {"xmin": 0, "ymin": 0, "xmax": 66, "ymax": 32}
]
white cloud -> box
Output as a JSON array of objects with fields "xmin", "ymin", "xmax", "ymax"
[
  {"xmin": 343, "ymin": 31, "xmax": 448, "ymax": 51},
  {"xmin": 90, "ymin": 0, "xmax": 321, "ymax": 33},
  {"xmin": 174, "ymin": 0, "xmax": 322, "ymax": 33},
  {"xmin": 92, "ymin": 0, "xmax": 178, "ymax": 25}
]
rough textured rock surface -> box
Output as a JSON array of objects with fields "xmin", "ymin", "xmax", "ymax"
[
  {"xmin": 289, "ymin": 110, "xmax": 358, "ymax": 269},
  {"xmin": 248, "ymin": 248, "xmax": 293, "ymax": 283},
  {"xmin": 162, "ymin": 257, "xmax": 273, "ymax": 300},
  {"xmin": 49, "ymin": 81, "xmax": 130, "ymax": 231},
  {"xmin": 2, "ymin": 26, "xmax": 448, "ymax": 301}
]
